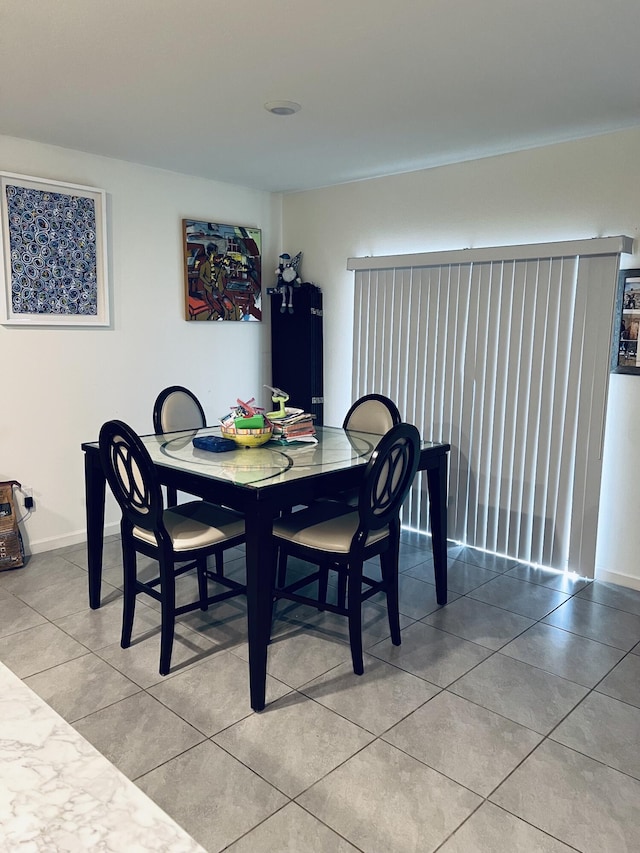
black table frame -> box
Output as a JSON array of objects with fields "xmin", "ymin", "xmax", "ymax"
[{"xmin": 82, "ymin": 431, "xmax": 450, "ymax": 711}]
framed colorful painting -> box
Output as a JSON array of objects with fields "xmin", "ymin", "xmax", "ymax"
[
  {"xmin": 183, "ymin": 219, "xmax": 262, "ymax": 322},
  {"xmin": 0, "ymin": 172, "xmax": 109, "ymax": 326},
  {"xmin": 612, "ymin": 268, "xmax": 640, "ymax": 374}
]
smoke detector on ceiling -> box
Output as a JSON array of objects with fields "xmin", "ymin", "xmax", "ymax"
[{"xmin": 264, "ymin": 100, "xmax": 301, "ymax": 116}]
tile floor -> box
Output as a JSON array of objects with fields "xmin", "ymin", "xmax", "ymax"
[{"xmin": 2, "ymin": 533, "xmax": 640, "ymax": 852}]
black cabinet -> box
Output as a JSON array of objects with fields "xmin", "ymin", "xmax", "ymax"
[{"xmin": 270, "ymin": 283, "xmax": 323, "ymax": 424}]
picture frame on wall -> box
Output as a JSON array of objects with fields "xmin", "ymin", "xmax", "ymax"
[
  {"xmin": 612, "ymin": 268, "xmax": 640, "ymax": 374},
  {"xmin": 0, "ymin": 172, "xmax": 109, "ymax": 326},
  {"xmin": 182, "ymin": 219, "xmax": 262, "ymax": 321}
]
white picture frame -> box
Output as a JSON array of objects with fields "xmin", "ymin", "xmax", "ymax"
[{"xmin": 0, "ymin": 172, "xmax": 109, "ymax": 326}]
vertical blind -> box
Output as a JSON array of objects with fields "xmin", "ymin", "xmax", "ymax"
[{"xmin": 349, "ymin": 237, "xmax": 632, "ymax": 577}]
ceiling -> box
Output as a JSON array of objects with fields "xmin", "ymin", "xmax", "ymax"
[{"xmin": 2, "ymin": 0, "xmax": 640, "ymax": 193}]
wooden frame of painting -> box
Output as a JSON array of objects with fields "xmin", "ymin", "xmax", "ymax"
[
  {"xmin": 0, "ymin": 172, "xmax": 109, "ymax": 326},
  {"xmin": 612, "ymin": 268, "xmax": 640, "ymax": 374},
  {"xmin": 183, "ymin": 219, "xmax": 262, "ymax": 322}
]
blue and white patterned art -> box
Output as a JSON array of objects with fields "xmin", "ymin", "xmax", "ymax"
[{"xmin": 5, "ymin": 183, "xmax": 98, "ymax": 316}]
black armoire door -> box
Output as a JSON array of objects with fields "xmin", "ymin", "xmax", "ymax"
[{"xmin": 270, "ymin": 283, "xmax": 323, "ymax": 424}]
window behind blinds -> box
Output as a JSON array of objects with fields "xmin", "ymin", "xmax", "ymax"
[{"xmin": 349, "ymin": 237, "xmax": 631, "ymax": 577}]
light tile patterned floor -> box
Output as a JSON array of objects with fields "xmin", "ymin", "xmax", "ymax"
[{"xmin": 2, "ymin": 533, "xmax": 640, "ymax": 852}]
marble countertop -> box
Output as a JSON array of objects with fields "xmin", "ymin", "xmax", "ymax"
[{"xmin": 0, "ymin": 661, "xmax": 205, "ymax": 852}]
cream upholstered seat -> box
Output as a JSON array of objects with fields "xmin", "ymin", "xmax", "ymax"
[
  {"xmin": 132, "ymin": 502, "xmax": 245, "ymax": 551},
  {"xmin": 271, "ymin": 422, "xmax": 420, "ymax": 675},
  {"xmin": 274, "ymin": 502, "xmax": 389, "ymax": 552},
  {"xmin": 99, "ymin": 419, "xmax": 246, "ymax": 676}
]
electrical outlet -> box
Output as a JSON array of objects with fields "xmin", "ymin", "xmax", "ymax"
[{"xmin": 23, "ymin": 487, "xmax": 34, "ymax": 510}]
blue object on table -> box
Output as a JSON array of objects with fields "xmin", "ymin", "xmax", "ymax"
[{"xmin": 192, "ymin": 435, "xmax": 236, "ymax": 453}]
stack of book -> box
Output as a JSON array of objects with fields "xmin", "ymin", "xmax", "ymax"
[{"xmin": 270, "ymin": 411, "xmax": 317, "ymax": 444}]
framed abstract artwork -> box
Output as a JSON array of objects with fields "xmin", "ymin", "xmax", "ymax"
[
  {"xmin": 0, "ymin": 172, "xmax": 109, "ymax": 326},
  {"xmin": 612, "ymin": 268, "xmax": 640, "ymax": 374},
  {"xmin": 182, "ymin": 219, "xmax": 262, "ymax": 321}
]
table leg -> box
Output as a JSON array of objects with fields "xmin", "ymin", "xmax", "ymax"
[
  {"xmin": 426, "ymin": 455, "xmax": 448, "ymax": 605},
  {"xmin": 245, "ymin": 502, "xmax": 273, "ymax": 712},
  {"xmin": 84, "ymin": 451, "xmax": 106, "ymax": 609}
]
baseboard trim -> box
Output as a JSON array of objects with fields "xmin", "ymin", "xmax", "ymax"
[
  {"xmin": 595, "ymin": 568, "xmax": 640, "ymax": 591},
  {"xmin": 24, "ymin": 522, "xmax": 121, "ymax": 556}
]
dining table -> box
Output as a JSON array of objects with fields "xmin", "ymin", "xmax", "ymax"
[{"xmin": 82, "ymin": 425, "xmax": 450, "ymax": 711}]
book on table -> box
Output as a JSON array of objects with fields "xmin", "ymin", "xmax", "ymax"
[{"xmin": 271, "ymin": 412, "xmax": 316, "ymax": 443}]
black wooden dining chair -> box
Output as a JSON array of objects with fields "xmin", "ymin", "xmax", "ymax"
[
  {"xmin": 343, "ymin": 393, "xmax": 401, "ymax": 435},
  {"xmin": 334, "ymin": 393, "xmax": 402, "ymax": 507},
  {"xmin": 270, "ymin": 422, "xmax": 420, "ymax": 675},
  {"xmin": 153, "ymin": 385, "xmax": 207, "ymax": 435},
  {"xmin": 276, "ymin": 393, "xmax": 402, "ymax": 590},
  {"xmin": 153, "ymin": 385, "xmax": 207, "ymax": 507},
  {"xmin": 99, "ymin": 419, "xmax": 246, "ymax": 676}
]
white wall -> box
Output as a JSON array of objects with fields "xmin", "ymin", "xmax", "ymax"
[
  {"xmin": 5, "ymin": 129, "xmax": 640, "ymax": 589},
  {"xmin": 0, "ymin": 135, "xmax": 281, "ymax": 553},
  {"xmin": 282, "ymin": 128, "xmax": 640, "ymax": 589}
]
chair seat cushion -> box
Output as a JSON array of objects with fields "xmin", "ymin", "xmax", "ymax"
[
  {"xmin": 273, "ymin": 503, "xmax": 388, "ymax": 553},
  {"xmin": 134, "ymin": 501, "xmax": 244, "ymax": 551}
]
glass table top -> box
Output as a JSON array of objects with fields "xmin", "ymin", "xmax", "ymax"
[
  {"xmin": 142, "ymin": 425, "xmax": 383, "ymax": 487},
  {"xmin": 85, "ymin": 425, "xmax": 447, "ymax": 490}
]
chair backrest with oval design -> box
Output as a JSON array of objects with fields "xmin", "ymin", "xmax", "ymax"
[
  {"xmin": 153, "ymin": 386, "xmax": 206, "ymax": 435},
  {"xmin": 357, "ymin": 422, "xmax": 420, "ymax": 534},
  {"xmin": 99, "ymin": 419, "xmax": 164, "ymax": 535},
  {"xmin": 343, "ymin": 393, "xmax": 401, "ymax": 435}
]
